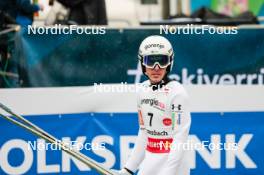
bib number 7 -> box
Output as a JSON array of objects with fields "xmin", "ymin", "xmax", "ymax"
[{"xmin": 147, "ymin": 112, "xmax": 153, "ymax": 126}]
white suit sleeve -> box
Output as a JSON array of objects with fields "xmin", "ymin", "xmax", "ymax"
[
  {"xmin": 160, "ymin": 90, "xmax": 191, "ymax": 175},
  {"xmin": 124, "ymin": 128, "xmax": 147, "ymax": 172},
  {"xmin": 124, "ymin": 95, "xmax": 147, "ymax": 173}
]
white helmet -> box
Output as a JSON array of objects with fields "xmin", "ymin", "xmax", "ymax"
[{"xmin": 138, "ymin": 35, "xmax": 174, "ymax": 75}]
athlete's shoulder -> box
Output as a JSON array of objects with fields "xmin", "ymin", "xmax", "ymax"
[
  {"xmin": 141, "ymin": 80, "xmax": 150, "ymax": 86},
  {"xmin": 136, "ymin": 80, "xmax": 150, "ymax": 95},
  {"xmin": 167, "ymin": 80, "xmax": 185, "ymax": 91},
  {"xmin": 139, "ymin": 80, "xmax": 151, "ymax": 89},
  {"xmin": 167, "ymin": 80, "xmax": 188, "ymax": 97}
]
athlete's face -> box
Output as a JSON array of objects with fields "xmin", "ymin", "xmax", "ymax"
[{"xmin": 145, "ymin": 65, "xmax": 167, "ymax": 84}]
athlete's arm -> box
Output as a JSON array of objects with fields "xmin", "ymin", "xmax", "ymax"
[
  {"xmin": 123, "ymin": 109, "xmax": 147, "ymax": 173},
  {"xmin": 160, "ymin": 90, "xmax": 191, "ymax": 175}
]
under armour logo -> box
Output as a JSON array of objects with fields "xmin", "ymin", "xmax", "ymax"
[
  {"xmin": 172, "ymin": 104, "xmax": 182, "ymax": 111},
  {"xmin": 178, "ymin": 105, "xmax": 182, "ymax": 110}
]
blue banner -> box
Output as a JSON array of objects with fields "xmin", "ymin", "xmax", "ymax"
[{"xmin": 0, "ymin": 112, "xmax": 263, "ymax": 175}]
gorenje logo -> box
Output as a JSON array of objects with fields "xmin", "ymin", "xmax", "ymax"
[{"xmin": 144, "ymin": 44, "xmax": 164, "ymax": 50}]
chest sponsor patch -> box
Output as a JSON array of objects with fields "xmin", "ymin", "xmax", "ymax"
[
  {"xmin": 146, "ymin": 137, "xmax": 173, "ymax": 153},
  {"xmin": 146, "ymin": 129, "xmax": 168, "ymax": 136},
  {"xmin": 163, "ymin": 118, "xmax": 172, "ymax": 126},
  {"xmin": 141, "ymin": 98, "xmax": 165, "ymax": 110}
]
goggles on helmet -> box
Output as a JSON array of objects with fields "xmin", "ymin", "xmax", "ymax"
[{"xmin": 142, "ymin": 55, "xmax": 171, "ymax": 69}]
